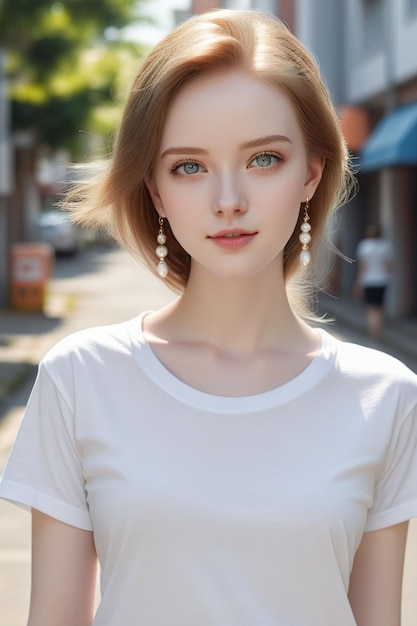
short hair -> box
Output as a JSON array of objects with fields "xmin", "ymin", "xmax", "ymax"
[{"xmin": 67, "ymin": 9, "xmax": 354, "ymax": 315}]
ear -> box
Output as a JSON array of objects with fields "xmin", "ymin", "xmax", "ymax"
[
  {"xmin": 145, "ymin": 176, "xmax": 166, "ymax": 217},
  {"xmin": 303, "ymin": 155, "xmax": 325, "ymax": 202}
]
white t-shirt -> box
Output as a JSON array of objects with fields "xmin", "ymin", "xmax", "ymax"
[
  {"xmin": 356, "ymin": 238, "xmax": 393, "ymax": 287},
  {"xmin": 1, "ymin": 313, "xmax": 417, "ymax": 626}
]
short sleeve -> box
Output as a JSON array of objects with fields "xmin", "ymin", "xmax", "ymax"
[
  {"xmin": 365, "ymin": 404, "xmax": 417, "ymax": 531},
  {"xmin": 0, "ymin": 361, "xmax": 92, "ymax": 530}
]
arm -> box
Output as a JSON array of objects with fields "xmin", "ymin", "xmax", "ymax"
[
  {"xmin": 27, "ymin": 509, "xmax": 98, "ymax": 626},
  {"xmin": 348, "ymin": 522, "xmax": 409, "ymax": 626}
]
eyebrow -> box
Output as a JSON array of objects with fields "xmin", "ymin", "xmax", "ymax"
[
  {"xmin": 160, "ymin": 134, "xmax": 292, "ymax": 158},
  {"xmin": 240, "ymin": 134, "xmax": 292, "ymax": 150}
]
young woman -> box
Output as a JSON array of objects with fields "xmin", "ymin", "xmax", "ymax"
[
  {"xmin": 1, "ymin": 10, "xmax": 416, "ymax": 626},
  {"xmin": 355, "ymin": 224, "xmax": 394, "ymax": 340}
]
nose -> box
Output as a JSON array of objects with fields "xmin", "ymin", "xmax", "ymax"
[{"xmin": 212, "ymin": 171, "xmax": 248, "ymax": 217}]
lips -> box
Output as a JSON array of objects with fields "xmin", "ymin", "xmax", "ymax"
[
  {"xmin": 208, "ymin": 229, "xmax": 257, "ymax": 250},
  {"xmin": 209, "ymin": 229, "xmax": 257, "ymax": 239}
]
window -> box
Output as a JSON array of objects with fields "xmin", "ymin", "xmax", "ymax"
[
  {"xmin": 361, "ymin": 0, "xmax": 384, "ymax": 55},
  {"xmin": 406, "ymin": 0, "xmax": 417, "ymax": 19}
]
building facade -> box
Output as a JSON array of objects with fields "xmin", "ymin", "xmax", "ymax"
[
  {"xmin": 298, "ymin": 0, "xmax": 417, "ymax": 319},
  {"xmin": 342, "ymin": 0, "xmax": 417, "ymax": 319}
]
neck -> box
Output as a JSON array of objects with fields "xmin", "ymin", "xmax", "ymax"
[{"xmin": 159, "ymin": 262, "xmax": 312, "ymax": 354}]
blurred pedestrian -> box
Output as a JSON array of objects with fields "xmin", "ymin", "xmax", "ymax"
[
  {"xmin": 1, "ymin": 9, "xmax": 416, "ymax": 626},
  {"xmin": 355, "ymin": 224, "xmax": 394, "ymax": 339}
]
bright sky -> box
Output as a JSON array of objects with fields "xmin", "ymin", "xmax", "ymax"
[{"xmin": 125, "ymin": 0, "xmax": 192, "ymax": 46}]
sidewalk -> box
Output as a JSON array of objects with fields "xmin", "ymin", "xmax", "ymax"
[
  {"xmin": 0, "ymin": 314, "xmax": 59, "ymax": 410},
  {"xmin": 0, "ymin": 292, "xmax": 73, "ymax": 411}
]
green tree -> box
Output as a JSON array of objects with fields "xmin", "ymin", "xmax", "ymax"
[{"xmin": 0, "ymin": 0, "xmax": 147, "ymax": 156}]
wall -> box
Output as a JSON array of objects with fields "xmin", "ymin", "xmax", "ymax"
[
  {"xmin": 345, "ymin": 0, "xmax": 417, "ymax": 105},
  {"xmin": 295, "ymin": 0, "xmax": 344, "ymax": 104}
]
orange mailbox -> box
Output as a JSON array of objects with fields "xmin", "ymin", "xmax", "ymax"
[{"xmin": 10, "ymin": 243, "xmax": 54, "ymax": 312}]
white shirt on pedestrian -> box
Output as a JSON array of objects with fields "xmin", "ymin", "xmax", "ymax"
[{"xmin": 356, "ymin": 238, "xmax": 393, "ymax": 287}]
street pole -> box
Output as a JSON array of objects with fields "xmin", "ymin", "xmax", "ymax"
[{"xmin": 0, "ymin": 48, "xmax": 11, "ymax": 307}]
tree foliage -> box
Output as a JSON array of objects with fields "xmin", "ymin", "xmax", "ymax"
[{"xmin": 0, "ymin": 0, "xmax": 148, "ymax": 155}]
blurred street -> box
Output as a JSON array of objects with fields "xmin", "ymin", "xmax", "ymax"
[{"xmin": 0, "ymin": 245, "xmax": 416, "ymax": 625}]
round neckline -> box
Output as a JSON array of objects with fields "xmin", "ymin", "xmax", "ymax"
[{"xmin": 127, "ymin": 312, "xmax": 336, "ymax": 414}]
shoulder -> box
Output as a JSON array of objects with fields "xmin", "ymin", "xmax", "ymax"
[
  {"xmin": 331, "ymin": 334, "xmax": 415, "ymax": 381},
  {"xmin": 327, "ymin": 333, "xmax": 417, "ymax": 414},
  {"xmin": 40, "ymin": 316, "xmax": 141, "ymax": 375}
]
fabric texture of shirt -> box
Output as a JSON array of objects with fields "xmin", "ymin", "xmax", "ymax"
[
  {"xmin": 356, "ymin": 238, "xmax": 393, "ymax": 287},
  {"xmin": 1, "ymin": 313, "xmax": 417, "ymax": 626}
]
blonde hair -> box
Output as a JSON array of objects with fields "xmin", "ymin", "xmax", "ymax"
[{"xmin": 67, "ymin": 9, "xmax": 354, "ymax": 314}]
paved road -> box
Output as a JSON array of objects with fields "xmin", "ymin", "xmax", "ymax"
[{"xmin": 0, "ymin": 246, "xmax": 416, "ymax": 624}]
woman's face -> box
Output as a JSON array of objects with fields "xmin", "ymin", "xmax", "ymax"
[{"xmin": 147, "ymin": 71, "xmax": 323, "ymax": 282}]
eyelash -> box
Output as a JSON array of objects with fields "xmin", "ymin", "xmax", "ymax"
[{"xmin": 169, "ymin": 160, "xmax": 205, "ymax": 175}]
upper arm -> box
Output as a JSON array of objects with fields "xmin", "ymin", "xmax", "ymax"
[
  {"xmin": 28, "ymin": 509, "xmax": 98, "ymax": 626},
  {"xmin": 348, "ymin": 522, "xmax": 409, "ymax": 626}
]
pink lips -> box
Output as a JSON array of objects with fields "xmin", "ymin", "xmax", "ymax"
[{"xmin": 208, "ymin": 229, "xmax": 257, "ymax": 250}]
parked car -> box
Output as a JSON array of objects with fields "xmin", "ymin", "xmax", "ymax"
[{"xmin": 37, "ymin": 209, "xmax": 81, "ymax": 255}]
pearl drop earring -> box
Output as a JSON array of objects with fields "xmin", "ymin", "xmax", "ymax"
[
  {"xmin": 299, "ymin": 198, "xmax": 312, "ymax": 267},
  {"xmin": 156, "ymin": 216, "xmax": 168, "ymax": 278}
]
